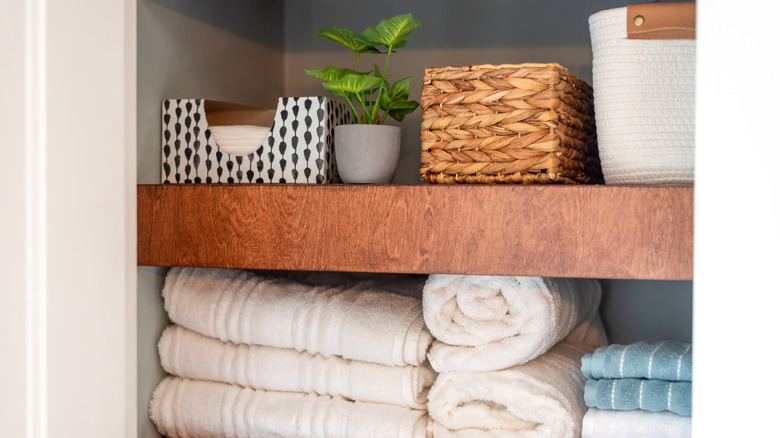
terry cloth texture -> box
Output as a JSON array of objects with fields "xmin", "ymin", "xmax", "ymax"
[
  {"xmin": 427, "ymin": 325, "xmax": 606, "ymax": 438},
  {"xmin": 158, "ymin": 324, "xmax": 436, "ymax": 409},
  {"xmin": 162, "ymin": 267, "xmax": 433, "ymax": 367},
  {"xmin": 582, "ymin": 408, "xmax": 691, "ymax": 438},
  {"xmin": 584, "ymin": 378, "xmax": 691, "ymax": 416},
  {"xmin": 150, "ymin": 377, "xmax": 431, "ymax": 438},
  {"xmin": 581, "ymin": 340, "xmax": 692, "ymax": 382},
  {"xmin": 423, "ymin": 275, "xmax": 604, "ymax": 372}
]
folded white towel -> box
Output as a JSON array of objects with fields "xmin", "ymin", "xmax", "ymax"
[
  {"xmin": 423, "ymin": 275, "xmax": 603, "ymax": 371},
  {"xmin": 163, "ymin": 267, "xmax": 432, "ymax": 366},
  {"xmin": 159, "ymin": 324, "xmax": 436, "ymax": 409},
  {"xmin": 150, "ymin": 377, "xmax": 431, "ymax": 438},
  {"xmin": 280, "ymin": 271, "xmax": 427, "ymax": 299},
  {"xmin": 427, "ymin": 330, "xmax": 604, "ymax": 438},
  {"xmin": 582, "ymin": 408, "xmax": 692, "ymax": 438}
]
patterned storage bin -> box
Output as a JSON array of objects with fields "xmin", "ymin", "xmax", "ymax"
[
  {"xmin": 161, "ymin": 96, "xmax": 352, "ymax": 184},
  {"xmin": 589, "ymin": 2, "xmax": 696, "ymax": 185},
  {"xmin": 419, "ymin": 63, "xmax": 602, "ymax": 184}
]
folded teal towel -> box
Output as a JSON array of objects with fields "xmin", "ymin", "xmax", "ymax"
[
  {"xmin": 584, "ymin": 378, "xmax": 692, "ymax": 416},
  {"xmin": 581, "ymin": 341, "xmax": 692, "ymax": 381}
]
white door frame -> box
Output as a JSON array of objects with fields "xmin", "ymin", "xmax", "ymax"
[{"xmin": 0, "ymin": 0, "xmax": 136, "ymax": 436}]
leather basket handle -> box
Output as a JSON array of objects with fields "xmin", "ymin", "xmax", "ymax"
[{"xmin": 627, "ymin": 2, "xmax": 696, "ymax": 40}]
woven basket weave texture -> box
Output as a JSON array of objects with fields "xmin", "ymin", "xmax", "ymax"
[
  {"xmin": 589, "ymin": 7, "xmax": 695, "ymax": 185},
  {"xmin": 420, "ymin": 63, "xmax": 602, "ymax": 184}
]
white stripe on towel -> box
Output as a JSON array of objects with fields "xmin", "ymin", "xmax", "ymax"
[
  {"xmin": 647, "ymin": 340, "xmax": 668, "ymax": 379},
  {"xmin": 611, "ymin": 380, "xmax": 617, "ymax": 410},
  {"xmin": 639, "ymin": 380, "xmax": 645, "ymax": 410},
  {"xmin": 618, "ymin": 346, "xmax": 628, "ymax": 378},
  {"xmin": 668, "ymin": 382, "xmax": 674, "ymax": 410},
  {"xmin": 677, "ymin": 343, "xmax": 692, "ymax": 381}
]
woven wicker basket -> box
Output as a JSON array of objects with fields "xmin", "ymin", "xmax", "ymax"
[
  {"xmin": 589, "ymin": 4, "xmax": 695, "ymax": 185},
  {"xmin": 420, "ymin": 63, "xmax": 602, "ymax": 184}
]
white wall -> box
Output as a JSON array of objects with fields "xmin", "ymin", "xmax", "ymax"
[
  {"xmin": 693, "ymin": 1, "xmax": 780, "ymax": 436},
  {"xmin": 0, "ymin": 1, "xmax": 32, "ymax": 436}
]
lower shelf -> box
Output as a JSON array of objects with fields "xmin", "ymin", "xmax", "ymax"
[{"xmin": 137, "ymin": 184, "xmax": 693, "ymax": 280}]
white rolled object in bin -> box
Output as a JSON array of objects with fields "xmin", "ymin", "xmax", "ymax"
[
  {"xmin": 589, "ymin": 3, "xmax": 696, "ymax": 185},
  {"xmin": 209, "ymin": 125, "xmax": 271, "ymax": 156}
]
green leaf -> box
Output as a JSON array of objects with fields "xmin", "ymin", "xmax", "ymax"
[
  {"xmin": 388, "ymin": 77, "xmax": 412, "ymax": 101},
  {"xmin": 373, "ymin": 63, "xmax": 384, "ymax": 80},
  {"xmin": 385, "ymin": 100, "xmax": 419, "ymax": 122},
  {"xmin": 307, "ymin": 14, "xmax": 420, "ymax": 125},
  {"xmin": 325, "ymin": 87, "xmax": 350, "ymax": 100},
  {"xmin": 375, "ymin": 76, "xmax": 418, "ymax": 122},
  {"xmin": 323, "ymin": 73, "xmax": 384, "ymax": 96},
  {"xmin": 305, "ymin": 66, "xmax": 365, "ymax": 81},
  {"xmin": 315, "ymin": 26, "xmax": 381, "ymax": 54},
  {"xmin": 358, "ymin": 13, "xmax": 420, "ymax": 49}
]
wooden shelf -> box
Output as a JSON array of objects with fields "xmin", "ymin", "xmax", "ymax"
[{"xmin": 137, "ymin": 184, "xmax": 693, "ymax": 280}]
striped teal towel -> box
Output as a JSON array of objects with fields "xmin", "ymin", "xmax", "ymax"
[
  {"xmin": 584, "ymin": 378, "xmax": 692, "ymax": 416},
  {"xmin": 581, "ymin": 341, "xmax": 692, "ymax": 382}
]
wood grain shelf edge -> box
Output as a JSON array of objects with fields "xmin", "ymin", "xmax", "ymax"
[{"xmin": 137, "ymin": 184, "xmax": 693, "ymax": 280}]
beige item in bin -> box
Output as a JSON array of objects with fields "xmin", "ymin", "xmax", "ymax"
[
  {"xmin": 204, "ymin": 100, "xmax": 274, "ymax": 156},
  {"xmin": 208, "ymin": 125, "xmax": 271, "ymax": 156}
]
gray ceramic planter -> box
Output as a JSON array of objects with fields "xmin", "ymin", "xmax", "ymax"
[{"xmin": 335, "ymin": 124, "xmax": 401, "ymax": 184}]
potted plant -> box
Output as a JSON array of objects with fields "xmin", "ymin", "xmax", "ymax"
[{"xmin": 306, "ymin": 13, "xmax": 420, "ymax": 183}]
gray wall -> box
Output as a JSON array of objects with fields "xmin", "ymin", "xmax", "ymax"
[
  {"xmin": 601, "ymin": 280, "xmax": 692, "ymax": 344},
  {"xmin": 137, "ymin": 0, "xmax": 285, "ymax": 185},
  {"xmin": 282, "ymin": 0, "xmax": 628, "ymax": 184},
  {"xmin": 136, "ymin": 1, "xmax": 283, "ymax": 436},
  {"xmin": 137, "ymin": 1, "xmax": 692, "ymax": 436}
]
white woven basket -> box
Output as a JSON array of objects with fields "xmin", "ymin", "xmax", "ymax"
[{"xmin": 589, "ymin": 5, "xmax": 695, "ymax": 185}]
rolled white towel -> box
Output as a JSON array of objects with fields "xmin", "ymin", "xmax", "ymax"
[
  {"xmin": 423, "ymin": 275, "xmax": 603, "ymax": 371},
  {"xmin": 159, "ymin": 324, "xmax": 437, "ymax": 409},
  {"xmin": 163, "ymin": 267, "xmax": 432, "ymax": 366},
  {"xmin": 582, "ymin": 408, "xmax": 692, "ymax": 438},
  {"xmin": 427, "ymin": 332, "xmax": 604, "ymax": 438},
  {"xmin": 150, "ymin": 377, "xmax": 431, "ymax": 438}
]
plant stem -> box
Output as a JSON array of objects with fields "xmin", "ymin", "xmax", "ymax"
[
  {"xmin": 344, "ymin": 97, "xmax": 360, "ymax": 124},
  {"xmin": 356, "ymin": 95, "xmax": 371, "ymax": 124},
  {"xmin": 383, "ymin": 46, "xmax": 392, "ymax": 78},
  {"xmin": 370, "ymin": 44, "xmax": 394, "ymax": 124}
]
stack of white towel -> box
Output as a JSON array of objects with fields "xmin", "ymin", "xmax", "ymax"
[
  {"xmin": 422, "ymin": 275, "xmax": 608, "ymax": 437},
  {"xmin": 150, "ymin": 267, "xmax": 436, "ymax": 438}
]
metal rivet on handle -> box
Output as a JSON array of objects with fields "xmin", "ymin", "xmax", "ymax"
[{"xmin": 633, "ymin": 15, "xmax": 645, "ymax": 26}]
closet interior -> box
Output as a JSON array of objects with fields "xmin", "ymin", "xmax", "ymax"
[{"xmin": 136, "ymin": 1, "xmax": 693, "ymax": 436}]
